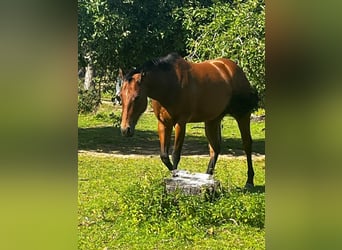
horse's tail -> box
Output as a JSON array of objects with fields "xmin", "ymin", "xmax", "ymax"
[
  {"xmin": 248, "ymin": 88, "xmax": 259, "ymax": 112},
  {"xmin": 226, "ymin": 87, "xmax": 259, "ymax": 117}
]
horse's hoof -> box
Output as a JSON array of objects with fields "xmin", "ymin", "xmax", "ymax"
[
  {"xmin": 171, "ymin": 169, "xmax": 179, "ymax": 177},
  {"xmin": 244, "ymin": 183, "xmax": 254, "ymax": 191},
  {"xmin": 206, "ymin": 170, "xmax": 214, "ymax": 175}
]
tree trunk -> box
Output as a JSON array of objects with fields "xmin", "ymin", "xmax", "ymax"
[{"xmin": 84, "ymin": 64, "xmax": 94, "ymax": 90}]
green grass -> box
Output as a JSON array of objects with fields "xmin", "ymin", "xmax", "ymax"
[
  {"xmin": 78, "ymin": 156, "xmax": 265, "ymax": 249},
  {"xmin": 78, "ymin": 103, "xmax": 265, "ymax": 249}
]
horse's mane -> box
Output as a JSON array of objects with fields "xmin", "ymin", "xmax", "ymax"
[
  {"xmin": 124, "ymin": 53, "xmax": 181, "ymax": 81},
  {"xmin": 123, "ymin": 68, "xmax": 141, "ymax": 81},
  {"xmin": 143, "ymin": 52, "xmax": 181, "ymax": 71}
]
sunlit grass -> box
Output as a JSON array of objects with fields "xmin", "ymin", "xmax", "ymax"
[{"xmin": 78, "ymin": 154, "xmax": 265, "ymax": 249}]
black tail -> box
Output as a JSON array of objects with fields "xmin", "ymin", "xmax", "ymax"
[{"xmin": 226, "ymin": 88, "xmax": 259, "ymax": 117}]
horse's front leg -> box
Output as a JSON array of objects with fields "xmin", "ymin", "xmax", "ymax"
[
  {"xmin": 172, "ymin": 123, "xmax": 186, "ymax": 169},
  {"xmin": 158, "ymin": 120, "xmax": 174, "ymax": 171}
]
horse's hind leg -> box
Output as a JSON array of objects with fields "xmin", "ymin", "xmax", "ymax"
[
  {"xmin": 205, "ymin": 119, "xmax": 222, "ymax": 175},
  {"xmin": 235, "ymin": 113, "xmax": 254, "ymax": 188},
  {"xmin": 158, "ymin": 120, "xmax": 174, "ymax": 171}
]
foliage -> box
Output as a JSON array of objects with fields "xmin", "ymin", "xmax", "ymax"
[
  {"xmin": 78, "ymin": 0, "xmax": 265, "ymax": 106},
  {"xmin": 78, "ymin": 0, "xmax": 187, "ymax": 76},
  {"xmin": 176, "ymin": 0, "xmax": 265, "ymax": 107},
  {"xmin": 78, "ymin": 80, "xmax": 101, "ymax": 113},
  {"xmin": 78, "ymin": 0, "xmax": 123, "ymax": 76},
  {"xmin": 113, "ymin": 0, "xmax": 186, "ymax": 68}
]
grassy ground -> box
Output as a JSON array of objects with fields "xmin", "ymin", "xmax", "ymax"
[
  {"xmin": 78, "ymin": 103, "xmax": 265, "ymax": 157},
  {"xmin": 78, "ymin": 102, "xmax": 265, "ymax": 249}
]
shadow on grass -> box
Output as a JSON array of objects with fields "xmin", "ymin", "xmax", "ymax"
[
  {"xmin": 78, "ymin": 126, "xmax": 265, "ymax": 156},
  {"xmin": 252, "ymin": 185, "xmax": 265, "ymax": 193},
  {"xmin": 232, "ymin": 185, "xmax": 265, "ymax": 194},
  {"xmin": 245, "ymin": 185, "xmax": 265, "ymax": 194}
]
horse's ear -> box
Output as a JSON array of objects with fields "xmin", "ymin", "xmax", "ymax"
[
  {"xmin": 137, "ymin": 73, "xmax": 143, "ymax": 85},
  {"xmin": 118, "ymin": 68, "xmax": 124, "ymax": 80}
]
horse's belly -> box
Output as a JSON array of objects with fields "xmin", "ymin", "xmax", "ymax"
[
  {"xmin": 193, "ymin": 93, "xmax": 230, "ymax": 121},
  {"xmin": 185, "ymin": 104, "xmax": 227, "ymax": 122}
]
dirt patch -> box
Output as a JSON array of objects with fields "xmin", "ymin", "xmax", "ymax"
[{"xmin": 78, "ymin": 149, "xmax": 265, "ymax": 161}]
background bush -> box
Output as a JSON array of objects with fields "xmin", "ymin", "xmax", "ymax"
[
  {"xmin": 177, "ymin": 0, "xmax": 265, "ymax": 107},
  {"xmin": 78, "ymin": 81, "xmax": 101, "ymax": 113}
]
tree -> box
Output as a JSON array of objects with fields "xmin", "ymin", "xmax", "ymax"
[
  {"xmin": 177, "ymin": 0, "xmax": 265, "ymax": 107},
  {"xmin": 78, "ymin": 0, "xmax": 265, "ymax": 111},
  {"xmin": 78, "ymin": 0, "xmax": 188, "ymax": 112}
]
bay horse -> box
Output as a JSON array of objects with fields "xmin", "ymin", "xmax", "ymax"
[{"xmin": 120, "ymin": 53, "xmax": 258, "ymax": 188}]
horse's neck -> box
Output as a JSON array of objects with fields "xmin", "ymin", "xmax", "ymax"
[{"xmin": 145, "ymin": 75, "xmax": 180, "ymax": 107}]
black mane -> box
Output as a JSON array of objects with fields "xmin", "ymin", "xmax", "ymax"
[
  {"xmin": 123, "ymin": 68, "xmax": 141, "ymax": 81},
  {"xmin": 124, "ymin": 52, "xmax": 181, "ymax": 81},
  {"xmin": 144, "ymin": 52, "xmax": 181, "ymax": 70}
]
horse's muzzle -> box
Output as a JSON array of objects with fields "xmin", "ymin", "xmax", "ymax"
[{"xmin": 121, "ymin": 126, "xmax": 134, "ymax": 137}]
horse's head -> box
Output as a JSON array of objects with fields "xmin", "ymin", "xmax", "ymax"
[{"xmin": 120, "ymin": 71, "xmax": 147, "ymax": 137}]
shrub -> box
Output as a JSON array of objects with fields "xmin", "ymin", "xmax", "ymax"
[
  {"xmin": 176, "ymin": 0, "xmax": 265, "ymax": 107},
  {"xmin": 78, "ymin": 81, "xmax": 101, "ymax": 113}
]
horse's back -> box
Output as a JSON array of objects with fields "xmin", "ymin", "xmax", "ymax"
[
  {"xmin": 189, "ymin": 58, "xmax": 251, "ymax": 90},
  {"xmin": 184, "ymin": 58, "xmax": 258, "ymax": 119},
  {"xmin": 204, "ymin": 58, "xmax": 258, "ymax": 117},
  {"xmin": 173, "ymin": 60, "xmax": 230, "ymax": 121},
  {"xmin": 153, "ymin": 56, "xmax": 258, "ymax": 123}
]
